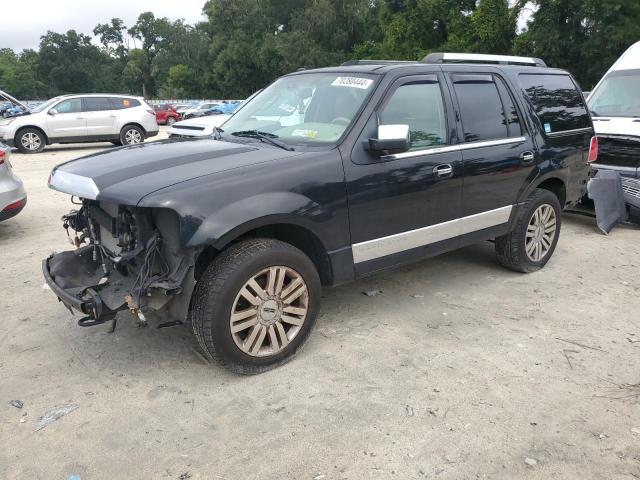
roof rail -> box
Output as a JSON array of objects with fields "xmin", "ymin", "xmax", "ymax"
[
  {"xmin": 341, "ymin": 60, "xmax": 417, "ymax": 66},
  {"xmin": 422, "ymin": 53, "xmax": 546, "ymax": 67}
]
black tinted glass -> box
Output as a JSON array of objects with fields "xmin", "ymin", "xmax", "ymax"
[
  {"xmin": 494, "ymin": 77, "xmax": 522, "ymax": 137},
  {"xmin": 84, "ymin": 97, "xmax": 114, "ymax": 112},
  {"xmin": 453, "ymin": 74, "xmax": 507, "ymax": 142},
  {"xmin": 111, "ymin": 98, "xmax": 140, "ymax": 109},
  {"xmin": 519, "ymin": 74, "xmax": 589, "ymax": 133},
  {"xmin": 381, "ymin": 80, "xmax": 447, "ymax": 150}
]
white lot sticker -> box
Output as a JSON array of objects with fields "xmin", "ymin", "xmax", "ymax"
[
  {"xmin": 331, "ymin": 76, "xmax": 373, "ymax": 90},
  {"xmin": 291, "ymin": 129, "xmax": 318, "ymax": 139}
]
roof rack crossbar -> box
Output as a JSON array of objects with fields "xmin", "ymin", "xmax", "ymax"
[{"xmin": 422, "ymin": 53, "xmax": 546, "ymax": 67}]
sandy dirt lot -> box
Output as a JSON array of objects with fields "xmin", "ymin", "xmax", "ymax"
[{"xmin": 1, "ymin": 129, "xmax": 640, "ymax": 479}]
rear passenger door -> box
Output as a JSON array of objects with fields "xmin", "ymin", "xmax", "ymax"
[
  {"xmin": 446, "ymin": 72, "xmax": 536, "ymax": 221},
  {"xmin": 83, "ymin": 97, "xmax": 118, "ymax": 137}
]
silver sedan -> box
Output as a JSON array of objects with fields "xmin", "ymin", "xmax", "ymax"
[{"xmin": 0, "ymin": 143, "xmax": 27, "ymax": 221}]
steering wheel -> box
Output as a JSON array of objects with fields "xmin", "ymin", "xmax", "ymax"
[{"xmin": 330, "ymin": 117, "xmax": 350, "ymax": 126}]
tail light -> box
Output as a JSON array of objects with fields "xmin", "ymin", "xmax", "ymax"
[
  {"xmin": 2, "ymin": 198, "xmax": 25, "ymax": 212},
  {"xmin": 147, "ymin": 109, "xmax": 156, "ymax": 116},
  {"xmin": 588, "ymin": 136, "xmax": 598, "ymax": 163},
  {"xmin": 0, "ymin": 148, "xmax": 5, "ymax": 165}
]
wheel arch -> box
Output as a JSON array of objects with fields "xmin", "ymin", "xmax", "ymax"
[
  {"xmin": 120, "ymin": 122, "xmax": 147, "ymax": 137},
  {"xmin": 193, "ymin": 217, "xmax": 334, "ymax": 286},
  {"xmin": 533, "ymin": 177, "xmax": 567, "ymax": 208},
  {"xmin": 14, "ymin": 125, "xmax": 50, "ymax": 145}
]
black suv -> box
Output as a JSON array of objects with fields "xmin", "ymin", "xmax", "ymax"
[{"xmin": 43, "ymin": 53, "xmax": 595, "ymax": 373}]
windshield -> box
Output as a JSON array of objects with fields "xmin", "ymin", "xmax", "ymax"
[
  {"xmin": 221, "ymin": 72, "xmax": 377, "ymax": 147},
  {"xmin": 31, "ymin": 96, "xmax": 64, "ymax": 113},
  {"xmin": 588, "ymin": 70, "xmax": 640, "ymax": 117}
]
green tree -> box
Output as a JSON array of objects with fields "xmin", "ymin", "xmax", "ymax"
[{"xmin": 514, "ymin": 0, "xmax": 640, "ymax": 88}]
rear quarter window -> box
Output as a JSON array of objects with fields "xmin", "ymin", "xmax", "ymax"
[
  {"xmin": 111, "ymin": 98, "xmax": 140, "ymax": 110},
  {"xmin": 518, "ymin": 73, "xmax": 590, "ymax": 134}
]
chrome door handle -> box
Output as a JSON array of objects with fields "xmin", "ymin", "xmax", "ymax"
[
  {"xmin": 521, "ymin": 151, "xmax": 535, "ymax": 164},
  {"xmin": 434, "ymin": 164, "xmax": 453, "ymax": 177}
]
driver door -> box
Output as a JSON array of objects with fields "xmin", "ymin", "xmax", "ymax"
[
  {"xmin": 344, "ymin": 74, "xmax": 464, "ymax": 275},
  {"xmin": 46, "ymin": 98, "xmax": 87, "ymax": 139}
]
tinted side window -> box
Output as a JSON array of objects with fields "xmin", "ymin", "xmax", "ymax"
[
  {"xmin": 54, "ymin": 98, "xmax": 82, "ymax": 114},
  {"xmin": 452, "ymin": 74, "xmax": 507, "ymax": 142},
  {"xmin": 84, "ymin": 97, "xmax": 114, "ymax": 112},
  {"xmin": 519, "ymin": 74, "xmax": 589, "ymax": 134},
  {"xmin": 111, "ymin": 98, "xmax": 140, "ymax": 110},
  {"xmin": 494, "ymin": 77, "xmax": 523, "ymax": 137},
  {"xmin": 380, "ymin": 80, "xmax": 447, "ymax": 150}
]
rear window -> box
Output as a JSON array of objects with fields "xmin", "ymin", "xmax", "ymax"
[
  {"xmin": 519, "ymin": 74, "xmax": 590, "ymax": 134},
  {"xmin": 111, "ymin": 98, "xmax": 140, "ymax": 110}
]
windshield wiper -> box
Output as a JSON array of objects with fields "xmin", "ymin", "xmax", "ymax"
[{"xmin": 231, "ymin": 130, "xmax": 294, "ymax": 151}]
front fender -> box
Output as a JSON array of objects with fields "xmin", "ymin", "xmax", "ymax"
[{"xmin": 182, "ymin": 191, "xmax": 329, "ymax": 250}]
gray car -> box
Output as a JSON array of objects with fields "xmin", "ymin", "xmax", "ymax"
[{"xmin": 0, "ymin": 143, "xmax": 27, "ymax": 221}]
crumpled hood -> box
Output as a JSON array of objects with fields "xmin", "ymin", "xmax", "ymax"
[{"xmin": 48, "ymin": 138, "xmax": 301, "ymax": 205}]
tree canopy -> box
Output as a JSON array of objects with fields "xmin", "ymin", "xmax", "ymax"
[{"xmin": 1, "ymin": 0, "xmax": 639, "ymax": 100}]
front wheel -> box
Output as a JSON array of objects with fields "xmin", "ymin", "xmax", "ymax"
[
  {"xmin": 191, "ymin": 238, "xmax": 321, "ymax": 374},
  {"xmin": 166, "ymin": 116, "xmax": 177, "ymax": 126},
  {"xmin": 16, "ymin": 128, "xmax": 46, "ymax": 153},
  {"xmin": 495, "ymin": 188, "xmax": 562, "ymax": 273},
  {"xmin": 119, "ymin": 125, "xmax": 144, "ymax": 146}
]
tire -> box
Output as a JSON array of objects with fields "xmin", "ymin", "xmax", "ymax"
[
  {"xmin": 166, "ymin": 116, "xmax": 177, "ymax": 126},
  {"xmin": 495, "ymin": 188, "xmax": 562, "ymax": 273},
  {"xmin": 15, "ymin": 128, "xmax": 45, "ymax": 154},
  {"xmin": 119, "ymin": 125, "xmax": 145, "ymax": 146},
  {"xmin": 191, "ymin": 238, "xmax": 321, "ymax": 374}
]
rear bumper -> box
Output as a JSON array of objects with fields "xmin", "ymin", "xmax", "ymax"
[
  {"xmin": 591, "ymin": 162, "xmax": 637, "ymax": 178},
  {"xmin": 0, "ymin": 196, "xmax": 26, "ymax": 221},
  {"xmin": 146, "ymin": 130, "xmax": 159, "ymax": 138},
  {"xmin": 0, "ymin": 173, "xmax": 27, "ymax": 221}
]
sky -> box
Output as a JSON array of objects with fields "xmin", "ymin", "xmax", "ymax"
[{"xmin": 2, "ymin": 0, "xmax": 208, "ymax": 52}]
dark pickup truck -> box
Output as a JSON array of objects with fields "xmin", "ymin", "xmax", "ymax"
[{"xmin": 43, "ymin": 53, "xmax": 595, "ymax": 373}]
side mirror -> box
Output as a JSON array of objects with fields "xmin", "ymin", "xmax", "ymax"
[
  {"xmin": 48, "ymin": 109, "xmax": 58, "ymax": 116},
  {"xmin": 366, "ymin": 124, "xmax": 410, "ymax": 154}
]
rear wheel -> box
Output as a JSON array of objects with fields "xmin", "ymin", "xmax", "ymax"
[
  {"xmin": 166, "ymin": 116, "xmax": 177, "ymax": 126},
  {"xmin": 495, "ymin": 188, "xmax": 561, "ymax": 273},
  {"xmin": 119, "ymin": 125, "xmax": 144, "ymax": 146},
  {"xmin": 16, "ymin": 128, "xmax": 45, "ymax": 154},
  {"xmin": 191, "ymin": 238, "xmax": 321, "ymax": 374}
]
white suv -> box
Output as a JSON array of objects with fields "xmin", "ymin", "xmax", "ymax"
[{"xmin": 0, "ymin": 94, "xmax": 159, "ymax": 154}]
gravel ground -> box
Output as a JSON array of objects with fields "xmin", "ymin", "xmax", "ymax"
[{"xmin": 1, "ymin": 129, "xmax": 640, "ymax": 479}]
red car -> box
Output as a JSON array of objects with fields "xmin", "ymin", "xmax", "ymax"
[{"xmin": 153, "ymin": 104, "xmax": 181, "ymax": 125}]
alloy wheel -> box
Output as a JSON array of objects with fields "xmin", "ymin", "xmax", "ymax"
[
  {"xmin": 21, "ymin": 132, "xmax": 41, "ymax": 151},
  {"xmin": 525, "ymin": 204, "xmax": 557, "ymax": 262},
  {"xmin": 124, "ymin": 129, "xmax": 142, "ymax": 144},
  {"xmin": 229, "ymin": 266, "xmax": 309, "ymax": 357}
]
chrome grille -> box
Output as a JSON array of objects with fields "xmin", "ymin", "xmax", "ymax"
[{"xmin": 621, "ymin": 177, "xmax": 640, "ymax": 200}]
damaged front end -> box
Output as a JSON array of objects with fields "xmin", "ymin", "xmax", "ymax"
[{"xmin": 43, "ymin": 200, "xmax": 195, "ymax": 328}]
